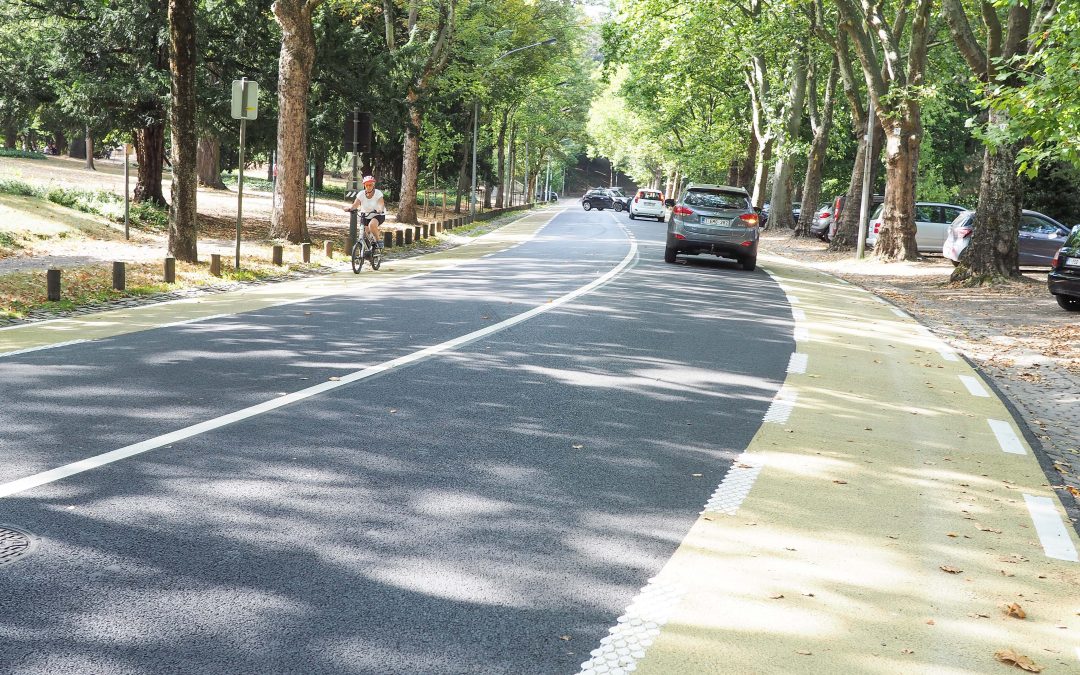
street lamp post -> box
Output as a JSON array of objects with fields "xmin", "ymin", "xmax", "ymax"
[{"xmin": 471, "ymin": 37, "xmax": 557, "ymax": 217}]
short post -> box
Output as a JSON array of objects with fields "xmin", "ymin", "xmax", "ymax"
[
  {"xmin": 47, "ymin": 269, "xmax": 61, "ymax": 301},
  {"xmin": 346, "ymin": 235, "xmax": 356, "ymax": 256},
  {"xmin": 272, "ymin": 244, "xmax": 283, "ymax": 265},
  {"xmin": 301, "ymin": 242, "xmax": 311, "ymax": 262},
  {"xmin": 164, "ymin": 257, "xmax": 176, "ymax": 283},
  {"xmin": 421, "ymin": 224, "xmax": 428, "ymax": 239},
  {"xmin": 112, "ymin": 261, "xmax": 126, "ymax": 290},
  {"xmin": 414, "ymin": 225, "xmax": 421, "ymax": 242},
  {"xmin": 323, "ymin": 241, "xmax": 333, "ymax": 258},
  {"xmin": 210, "ymin": 254, "xmax": 221, "ymax": 277},
  {"xmin": 384, "ymin": 232, "xmax": 394, "ymax": 248},
  {"xmin": 404, "ymin": 228, "xmax": 413, "ymax": 245},
  {"xmin": 395, "ymin": 229, "xmax": 404, "ymax": 246}
]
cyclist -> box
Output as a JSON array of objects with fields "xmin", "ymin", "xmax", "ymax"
[{"xmin": 342, "ymin": 175, "xmax": 386, "ymax": 248}]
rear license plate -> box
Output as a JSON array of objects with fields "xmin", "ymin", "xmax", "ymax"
[
  {"xmin": 1066, "ymin": 257, "xmax": 1080, "ymax": 267},
  {"xmin": 701, "ymin": 217, "xmax": 729, "ymax": 226}
]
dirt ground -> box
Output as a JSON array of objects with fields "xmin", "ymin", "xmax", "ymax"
[{"xmin": 760, "ymin": 230, "xmax": 1080, "ymax": 510}]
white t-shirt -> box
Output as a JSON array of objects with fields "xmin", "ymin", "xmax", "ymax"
[{"xmin": 355, "ymin": 188, "xmax": 385, "ymax": 215}]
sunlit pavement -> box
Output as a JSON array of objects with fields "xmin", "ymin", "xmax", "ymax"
[{"xmin": 1, "ymin": 206, "xmax": 1075, "ymax": 674}]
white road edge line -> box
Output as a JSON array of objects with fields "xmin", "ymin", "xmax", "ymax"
[
  {"xmin": 794, "ymin": 327, "xmax": 809, "ymax": 342},
  {"xmin": 0, "ymin": 339, "xmax": 89, "ymax": 358},
  {"xmin": 1022, "ymin": 494, "xmax": 1080, "ymax": 562},
  {"xmin": 787, "ymin": 353, "xmax": 808, "ymax": 374},
  {"xmin": 890, "ymin": 307, "xmax": 907, "ymax": 318},
  {"xmin": 958, "ymin": 374, "xmax": 990, "ymax": 397},
  {"xmin": 938, "ymin": 348, "xmax": 960, "ymax": 362},
  {"xmin": 791, "ymin": 308, "xmax": 807, "ymax": 322},
  {"xmin": 0, "ymin": 237, "xmax": 639, "ymax": 500},
  {"xmin": 987, "ymin": 419, "xmax": 1026, "ymax": 455}
]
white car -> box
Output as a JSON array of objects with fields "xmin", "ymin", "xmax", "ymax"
[
  {"xmin": 865, "ymin": 202, "xmax": 966, "ymax": 253},
  {"xmin": 629, "ymin": 189, "xmax": 666, "ymax": 221}
]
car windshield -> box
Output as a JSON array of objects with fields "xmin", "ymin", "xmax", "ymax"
[
  {"xmin": 871, "ymin": 204, "xmax": 884, "ymax": 219},
  {"xmin": 683, "ymin": 190, "xmax": 748, "ymax": 210}
]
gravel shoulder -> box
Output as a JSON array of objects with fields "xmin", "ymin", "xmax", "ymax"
[{"xmin": 760, "ymin": 231, "xmax": 1080, "ymax": 514}]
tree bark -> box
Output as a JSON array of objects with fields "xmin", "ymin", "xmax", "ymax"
[
  {"xmin": 768, "ymin": 46, "xmax": 810, "ymax": 230},
  {"xmin": 797, "ymin": 56, "xmax": 838, "ymax": 237},
  {"xmin": 398, "ymin": 94, "xmax": 423, "ymax": 223},
  {"xmin": 196, "ymin": 135, "xmax": 226, "ymax": 189},
  {"xmin": 269, "ymin": 0, "xmax": 321, "ymax": 243},
  {"xmin": 134, "ymin": 122, "xmax": 167, "ymax": 206},
  {"xmin": 168, "ymin": 0, "xmax": 198, "ymax": 262},
  {"xmin": 314, "ymin": 151, "xmax": 325, "ymax": 191},
  {"xmin": 455, "ymin": 139, "xmax": 468, "ymax": 213},
  {"xmin": 829, "ymin": 122, "xmax": 883, "ymax": 250},
  {"xmin": 874, "ymin": 119, "xmax": 922, "ymax": 260},
  {"xmin": 739, "ymin": 133, "xmax": 757, "ymax": 191},
  {"xmin": 84, "ymin": 126, "xmax": 95, "ymax": 171},
  {"xmin": 495, "ymin": 108, "xmax": 508, "ymax": 208},
  {"xmin": 3, "ymin": 121, "xmax": 15, "ymax": 149}
]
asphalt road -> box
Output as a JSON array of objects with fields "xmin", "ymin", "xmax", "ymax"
[{"xmin": 0, "ymin": 206, "xmax": 794, "ymax": 674}]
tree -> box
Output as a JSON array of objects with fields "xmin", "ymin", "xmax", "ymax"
[
  {"xmin": 766, "ymin": 35, "xmax": 809, "ymax": 230},
  {"xmin": 168, "ymin": 0, "xmax": 198, "ymax": 261},
  {"xmin": 796, "ymin": 53, "xmax": 838, "ymax": 237}
]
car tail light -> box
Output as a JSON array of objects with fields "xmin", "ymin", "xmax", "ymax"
[
  {"xmin": 672, "ymin": 205, "xmax": 694, "ymax": 215},
  {"xmin": 1052, "ymin": 248, "xmax": 1062, "ymax": 267},
  {"xmin": 958, "ymin": 227, "xmax": 972, "ymax": 238},
  {"xmin": 738, "ymin": 213, "xmax": 759, "ymax": 227},
  {"xmin": 674, "ymin": 233, "xmax": 686, "ymax": 240},
  {"xmin": 634, "ymin": 197, "xmax": 639, "ymax": 203},
  {"xmin": 740, "ymin": 240, "xmax": 753, "ymax": 247},
  {"xmin": 821, "ymin": 210, "xmax": 831, "ymax": 217},
  {"xmin": 872, "ymin": 220, "xmax": 881, "ymax": 234}
]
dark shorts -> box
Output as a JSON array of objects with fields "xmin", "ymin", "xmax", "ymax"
[{"xmin": 364, "ymin": 213, "xmax": 386, "ymax": 226}]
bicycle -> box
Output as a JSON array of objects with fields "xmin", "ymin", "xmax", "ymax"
[{"xmin": 349, "ymin": 210, "xmax": 383, "ymax": 273}]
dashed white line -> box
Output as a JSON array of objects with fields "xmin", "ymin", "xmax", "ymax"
[
  {"xmin": 577, "ymin": 577, "xmax": 685, "ymax": 675},
  {"xmin": 794, "ymin": 327, "xmax": 809, "ymax": 342},
  {"xmin": 787, "ymin": 295, "xmax": 801, "ymax": 304},
  {"xmin": 792, "ymin": 308, "xmax": 807, "ymax": 322},
  {"xmin": 763, "ymin": 388, "xmax": 798, "ymax": 424},
  {"xmin": 787, "ymin": 353, "xmax": 808, "ymax": 374},
  {"xmin": 958, "ymin": 374, "xmax": 990, "ymax": 397},
  {"xmin": 0, "ymin": 237, "xmax": 639, "ymax": 500},
  {"xmin": 987, "ymin": 419, "xmax": 1026, "ymax": 455},
  {"xmin": 938, "ymin": 348, "xmax": 960, "ymax": 362},
  {"xmin": 702, "ymin": 454, "xmax": 765, "ymax": 514},
  {"xmin": 0, "ymin": 339, "xmax": 88, "ymax": 358},
  {"xmin": 890, "ymin": 307, "xmax": 907, "ymax": 318},
  {"xmin": 1023, "ymin": 494, "xmax": 1080, "ymax": 562}
]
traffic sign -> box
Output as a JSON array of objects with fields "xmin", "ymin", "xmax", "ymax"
[{"xmin": 231, "ymin": 80, "xmax": 259, "ymax": 120}]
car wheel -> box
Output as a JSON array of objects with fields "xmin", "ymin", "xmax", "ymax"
[
  {"xmin": 657, "ymin": 216, "xmax": 664, "ymax": 222},
  {"xmin": 1056, "ymin": 294, "xmax": 1080, "ymax": 311},
  {"xmin": 628, "ymin": 212, "xmax": 636, "ymax": 220},
  {"xmin": 741, "ymin": 256, "xmax": 757, "ymax": 272},
  {"xmin": 664, "ymin": 246, "xmax": 677, "ymax": 264},
  {"xmin": 582, "ymin": 201, "xmax": 592, "ymax": 211},
  {"xmin": 614, "ymin": 203, "xmax": 624, "ymax": 212}
]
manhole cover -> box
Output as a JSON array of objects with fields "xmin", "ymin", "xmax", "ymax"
[{"xmin": 0, "ymin": 526, "xmax": 36, "ymax": 567}]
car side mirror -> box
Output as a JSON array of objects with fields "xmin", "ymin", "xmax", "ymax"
[{"xmin": 664, "ymin": 199, "xmax": 675, "ymax": 207}]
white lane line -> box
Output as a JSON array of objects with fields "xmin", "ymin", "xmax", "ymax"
[
  {"xmin": 158, "ymin": 314, "xmax": 233, "ymax": 329},
  {"xmin": 702, "ymin": 454, "xmax": 765, "ymax": 515},
  {"xmin": 0, "ymin": 339, "xmax": 88, "ymax": 358},
  {"xmin": 959, "ymin": 374, "xmax": 990, "ymax": 397},
  {"xmin": 791, "ymin": 308, "xmax": 807, "ymax": 322},
  {"xmin": 763, "ymin": 388, "xmax": 798, "ymax": 425},
  {"xmin": 988, "ymin": 419, "xmax": 1026, "ymax": 455},
  {"xmin": 794, "ymin": 327, "xmax": 809, "ymax": 342},
  {"xmin": 1023, "ymin": 494, "xmax": 1080, "ymax": 562},
  {"xmin": 787, "ymin": 353, "xmax": 808, "ymax": 374},
  {"xmin": 0, "ymin": 239, "xmax": 639, "ymax": 500},
  {"xmin": 938, "ymin": 348, "xmax": 960, "ymax": 362},
  {"xmin": 890, "ymin": 307, "xmax": 907, "ymax": 318},
  {"xmin": 577, "ymin": 576, "xmax": 685, "ymax": 675},
  {"xmin": 787, "ymin": 295, "xmax": 801, "ymax": 304}
]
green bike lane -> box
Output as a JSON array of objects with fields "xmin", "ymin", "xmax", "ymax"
[{"xmin": 581, "ymin": 255, "xmax": 1080, "ymax": 675}]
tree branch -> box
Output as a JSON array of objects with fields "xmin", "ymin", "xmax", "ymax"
[{"xmin": 941, "ymin": 0, "xmax": 988, "ymax": 78}]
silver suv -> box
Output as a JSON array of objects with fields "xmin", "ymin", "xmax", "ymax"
[{"xmin": 664, "ymin": 184, "xmax": 760, "ymax": 271}]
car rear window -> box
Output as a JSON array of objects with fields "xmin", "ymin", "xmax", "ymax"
[
  {"xmin": 639, "ymin": 191, "xmax": 662, "ymax": 200},
  {"xmin": 683, "ymin": 190, "xmax": 748, "ymax": 209}
]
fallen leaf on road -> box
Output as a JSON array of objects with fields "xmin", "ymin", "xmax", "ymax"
[
  {"xmin": 1001, "ymin": 570, "xmax": 1015, "ymax": 577},
  {"xmin": 389, "ymin": 409, "xmax": 398, "ymax": 414},
  {"xmin": 769, "ymin": 593, "xmax": 785, "ymax": 599},
  {"xmin": 1000, "ymin": 554, "xmax": 1028, "ymax": 564},
  {"xmin": 795, "ymin": 650, "xmax": 812, "ymax": 656},
  {"xmin": 329, "ymin": 376, "xmax": 341, "ymax": 381},
  {"xmin": 737, "ymin": 463, "xmax": 754, "ymax": 468},
  {"xmin": 940, "ymin": 565, "xmax": 963, "ymax": 574},
  {"xmin": 559, "ymin": 635, "xmax": 571, "ymax": 641},
  {"xmin": 947, "ymin": 533, "xmax": 958, "ymax": 538},
  {"xmin": 977, "ymin": 524, "xmax": 1003, "ymax": 533},
  {"xmin": 571, "ymin": 444, "xmax": 583, "ymax": 449},
  {"xmin": 1067, "ymin": 486, "xmax": 1080, "ymax": 498},
  {"xmin": 691, "ymin": 473, "xmax": 703, "ymax": 477},
  {"xmin": 901, "ymin": 649, "xmax": 914, "ymax": 655},
  {"xmin": 994, "ymin": 649, "xmax": 1042, "ymax": 672},
  {"xmin": 926, "ymin": 619, "xmax": 935, "ymax": 625},
  {"xmin": 802, "ymin": 591, "xmax": 815, "ymax": 597},
  {"xmin": 1006, "ymin": 603, "xmax": 1027, "ymax": 619},
  {"xmin": 833, "ymin": 479, "xmax": 848, "ymax": 484}
]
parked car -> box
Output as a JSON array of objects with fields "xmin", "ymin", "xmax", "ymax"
[
  {"xmin": 664, "ymin": 184, "xmax": 760, "ymax": 271},
  {"xmin": 943, "ymin": 210, "xmax": 1074, "ymax": 267},
  {"xmin": 1048, "ymin": 225, "xmax": 1080, "ymax": 311},
  {"xmin": 808, "ymin": 203, "xmax": 832, "ymax": 239},
  {"xmin": 607, "ymin": 187, "xmax": 632, "ymax": 212},
  {"xmin": 821, "ymin": 194, "xmax": 885, "ymax": 240},
  {"xmin": 865, "ymin": 202, "xmax": 966, "ymax": 253},
  {"xmin": 791, "ymin": 201, "xmax": 802, "ymax": 224},
  {"xmin": 629, "ymin": 189, "xmax": 666, "ymax": 221},
  {"xmin": 581, "ymin": 188, "xmax": 615, "ymax": 211}
]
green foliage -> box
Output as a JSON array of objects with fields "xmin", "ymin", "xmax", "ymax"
[
  {"xmin": 0, "ymin": 178, "xmax": 167, "ymax": 230},
  {"xmin": 0, "ymin": 148, "xmax": 46, "ymax": 159}
]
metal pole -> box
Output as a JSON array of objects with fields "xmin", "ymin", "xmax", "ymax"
[
  {"xmin": 123, "ymin": 144, "xmax": 130, "ymax": 239},
  {"xmin": 350, "ymin": 109, "xmax": 359, "ymax": 245},
  {"xmin": 235, "ymin": 78, "xmax": 248, "ymax": 270},
  {"xmin": 470, "ymin": 100, "xmax": 478, "ymax": 217},
  {"xmin": 523, "ymin": 140, "xmax": 529, "ymax": 203},
  {"xmin": 856, "ymin": 94, "xmax": 875, "ymax": 260}
]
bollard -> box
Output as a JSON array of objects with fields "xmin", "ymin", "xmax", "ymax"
[
  {"xmin": 404, "ymin": 228, "xmax": 413, "ymax": 245},
  {"xmin": 324, "ymin": 241, "xmax": 333, "ymax": 258},
  {"xmin": 384, "ymin": 231, "xmax": 394, "ymax": 248},
  {"xmin": 46, "ymin": 268, "xmax": 61, "ymax": 301},
  {"xmin": 301, "ymin": 242, "xmax": 310, "ymax": 263},
  {"xmin": 112, "ymin": 261, "xmax": 126, "ymax": 291},
  {"xmin": 210, "ymin": 254, "xmax": 221, "ymax": 277},
  {"xmin": 164, "ymin": 257, "xmax": 176, "ymax": 283},
  {"xmin": 272, "ymin": 244, "xmax": 283, "ymax": 265},
  {"xmin": 414, "ymin": 225, "xmax": 422, "ymax": 242},
  {"xmin": 435, "ymin": 221, "xmax": 442, "ymax": 234},
  {"xmin": 346, "ymin": 235, "xmax": 356, "ymax": 256},
  {"xmin": 421, "ymin": 224, "xmax": 428, "ymax": 239},
  {"xmin": 395, "ymin": 229, "xmax": 404, "ymax": 246}
]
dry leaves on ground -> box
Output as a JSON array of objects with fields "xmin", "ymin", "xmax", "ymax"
[
  {"xmin": 1005, "ymin": 603, "xmax": 1027, "ymax": 619},
  {"xmin": 940, "ymin": 565, "xmax": 963, "ymax": 574},
  {"xmin": 994, "ymin": 649, "xmax": 1043, "ymax": 672}
]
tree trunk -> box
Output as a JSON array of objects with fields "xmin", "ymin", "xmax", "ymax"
[
  {"xmin": 397, "ymin": 95, "xmax": 423, "ymax": 224},
  {"xmin": 269, "ymin": 0, "xmax": 318, "ymax": 243},
  {"xmin": 951, "ymin": 109, "xmax": 1023, "ymax": 283},
  {"xmin": 54, "ymin": 129, "xmax": 67, "ymax": 155},
  {"xmin": 85, "ymin": 127, "xmax": 96, "ymax": 171},
  {"xmin": 314, "ymin": 151, "xmax": 325, "ymax": 191},
  {"xmin": 134, "ymin": 122, "xmax": 167, "ymax": 205},
  {"xmin": 495, "ymin": 109, "xmax": 508, "ymax": 208},
  {"xmin": 751, "ymin": 138, "xmax": 772, "ymax": 208},
  {"xmin": 168, "ymin": 0, "xmax": 198, "ymax": 262},
  {"xmin": 797, "ymin": 57, "xmax": 838, "ymax": 237},
  {"xmin": 2, "ymin": 121, "xmax": 14, "ymax": 149},
  {"xmin": 739, "ymin": 135, "xmax": 757, "ymax": 191},
  {"xmin": 874, "ymin": 119, "xmax": 922, "ymax": 260},
  {"xmin": 196, "ymin": 135, "xmax": 226, "ymax": 189},
  {"xmin": 455, "ymin": 139, "xmax": 468, "ymax": 213},
  {"xmin": 829, "ymin": 123, "xmax": 883, "ymax": 250},
  {"xmin": 767, "ymin": 49, "xmax": 809, "ymax": 230}
]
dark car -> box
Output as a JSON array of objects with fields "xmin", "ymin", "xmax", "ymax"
[
  {"xmin": 664, "ymin": 184, "xmax": 760, "ymax": 270},
  {"xmin": 607, "ymin": 188, "xmax": 632, "ymax": 212},
  {"xmin": 581, "ymin": 188, "xmax": 615, "ymax": 211},
  {"xmin": 1048, "ymin": 224, "xmax": 1080, "ymax": 311}
]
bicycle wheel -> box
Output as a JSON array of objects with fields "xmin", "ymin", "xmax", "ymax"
[
  {"xmin": 351, "ymin": 239, "xmax": 365, "ymax": 273},
  {"xmin": 370, "ymin": 238, "xmax": 382, "ymax": 271}
]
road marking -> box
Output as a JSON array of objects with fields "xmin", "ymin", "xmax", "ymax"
[
  {"xmin": 0, "ymin": 339, "xmax": 88, "ymax": 358},
  {"xmin": 763, "ymin": 388, "xmax": 798, "ymax": 424},
  {"xmin": 787, "ymin": 353, "xmax": 808, "ymax": 374},
  {"xmin": 1023, "ymin": 494, "xmax": 1080, "ymax": 562},
  {"xmin": 787, "ymin": 294, "xmax": 801, "ymax": 304},
  {"xmin": 577, "ymin": 577, "xmax": 684, "ymax": 675},
  {"xmin": 0, "ymin": 239, "xmax": 639, "ymax": 500},
  {"xmin": 158, "ymin": 314, "xmax": 233, "ymax": 329},
  {"xmin": 702, "ymin": 454, "xmax": 765, "ymax": 515},
  {"xmin": 987, "ymin": 419, "xmax": 1026, "ymax": 455},
  {"xmin": 890, "ymin": 307, "xmax": 907, "ymax": 318},
  {"xmin": 791, "ymin": 308, "xmax": 807, "ymax": 322},
  {"xmin": 958, "ymin": 374, "xmax": 990, "ymax": 397},
  {"xmin": 794, "ymin": 327, "xmax": 809, "ymax": 342},
  {"xmin": 938, "ymin": 348, "xmax": 960, "ymax": 362}
]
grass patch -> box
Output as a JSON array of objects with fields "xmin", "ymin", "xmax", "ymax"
[
  {"xmin": 221, "ymin": 173, "xmax": 347, "ymax": 201},
  {"xmin": 0, "ymin": 178, "xmax": 167, "ymax": 232},
  {"xmin": 0, "ymin": 148, "xmax": 46, "ymax": 160}
]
